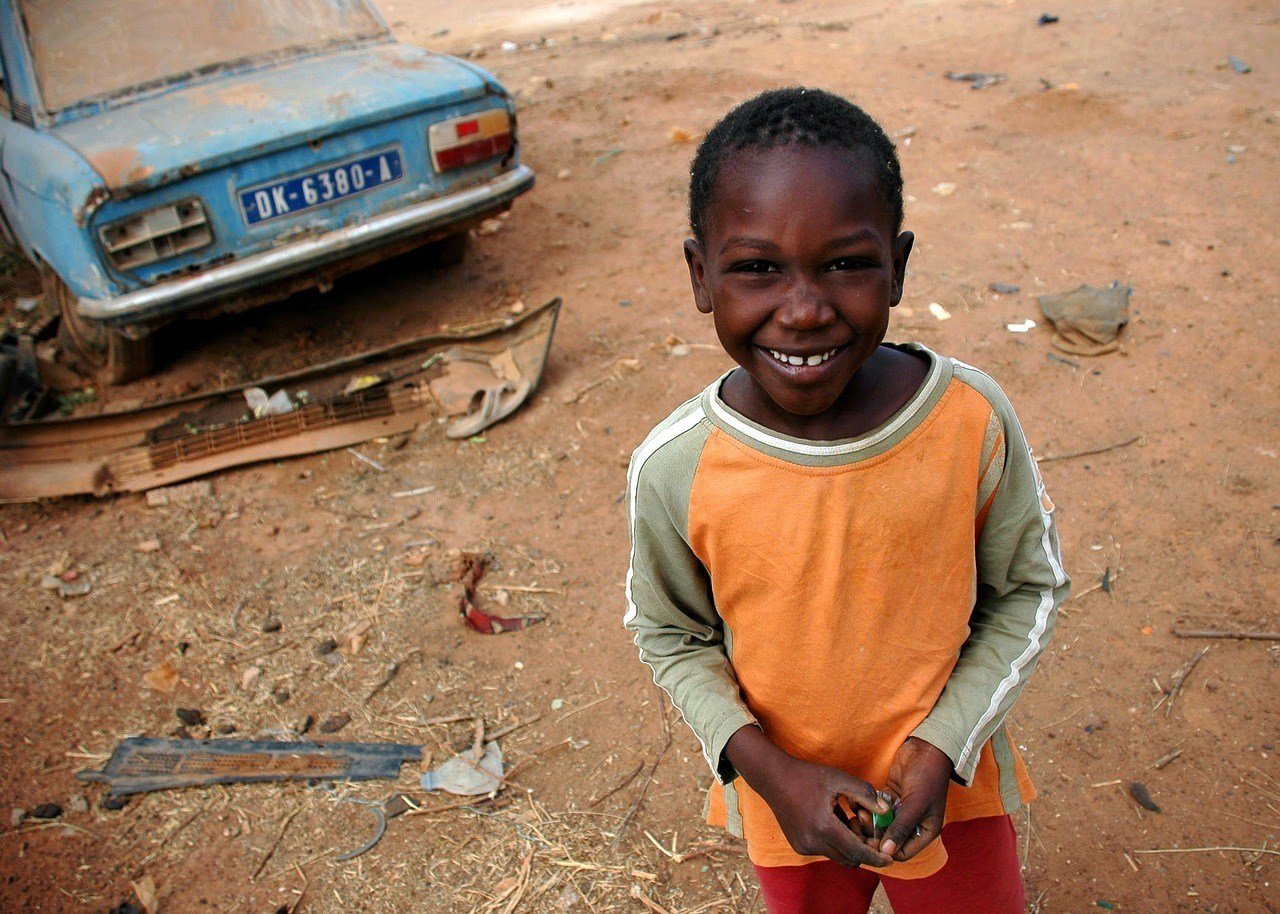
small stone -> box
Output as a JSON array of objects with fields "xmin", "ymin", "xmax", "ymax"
[
  {"xmin": 550, "ymin": 698, "xmax": 565, "ymax": 711},
  {"xmin": 241, "ymin": 666, "xmax": 262, "ymax": 691},
  {"xmin": 988, "ymin": 282, "xmax": 1021, "ymax": 295},
  {"xmin": 931, "ymin": 182, "xmax": 957, "ymax": 196},
  {"xmin": 261, "ymin": 616, "xmax": 282, "ymax": 633},
  {"xmin": 30, "ymin": 803, "xmax": 62, "ymax": 820},
  {"xmin": 216, "ymin": 723, "xmax": 237, "ymax": 735},
  {"xmin": 135, "ymin": 539, "xmax": 162, "ymax": 553},
  {"xmin": 316, "ymin": 637, "xmax": 338, "ymax": 657},
  {"xmin": 556, "ymin": 168, "xmax": 572, "ymax": 180},
  {"xmin": 321, "ymin": 651, "xmax": 344, "ymax": 666},
  {"xmin": 10, "ymin": 808, "xmax": 24, "ymax": 828},
  {"xmin": 318, "ymin": 712, "xmax": 351, "ymax": 734},
  {"xmin": 176, "ymin": 708, "xmax": 205, "ymax": 727},
  {"xmin": 272, "ymin": 686, "xmax": 291, "ymax": 704},
  {"xmin": 101, "ymin": 795, "xmax": 129, "ymax": 811},
  {"xmin": 69, "ymin": 795, "xmax": 89, "ymax": 815},
  {"xmin": 295, "ymin": 714, "xmax": 315, "ymax": 736},
  {"xmin": 58, "ymin": 578, "xmax": 92, "ymax": 599}
]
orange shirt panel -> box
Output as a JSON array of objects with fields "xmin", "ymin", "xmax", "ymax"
[{"xmin": 692, "ymin": 380, "xmax": 1031, "ymax": 874}]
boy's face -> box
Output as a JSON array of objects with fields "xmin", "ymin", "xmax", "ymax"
[{"xmin": 685, "ymin": 144, "xmax": 913, "ymax": 419}]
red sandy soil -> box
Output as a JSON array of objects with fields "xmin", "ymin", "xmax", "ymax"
[{"xmin": 1, "ymin": 1, "xmax": 1277, "ymax": 911}]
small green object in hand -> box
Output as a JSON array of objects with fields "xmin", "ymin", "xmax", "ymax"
[{"xmin": 872, "ymin": 808, "xmax": 895, "ymax": 829}]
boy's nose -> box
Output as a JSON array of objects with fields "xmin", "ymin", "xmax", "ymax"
[{"xmin": 775, "ymin": 278, "xmax": 836, "ymax": 331}]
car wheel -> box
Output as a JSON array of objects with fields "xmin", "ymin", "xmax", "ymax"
[{"xmin": 46, "ymin": 271, "xmax": 154, "ymax": 385}]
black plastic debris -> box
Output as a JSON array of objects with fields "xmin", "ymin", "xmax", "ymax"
[
  {"xmin": 1038, "ymin": 13, "xmax": 1059, "ymax": 25},
  {"xmin": 78, "ymin": 737, "xmax": 422, "ymax": 797}
]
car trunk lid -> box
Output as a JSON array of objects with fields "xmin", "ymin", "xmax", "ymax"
[{"xmin": 51, "ymin": 42, "xmax": 491, "ymax": 196}]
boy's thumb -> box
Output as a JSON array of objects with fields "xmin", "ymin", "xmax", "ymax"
[{"xmin": 879, "ymin": 798, "xmax": 924, "ymax": 857}]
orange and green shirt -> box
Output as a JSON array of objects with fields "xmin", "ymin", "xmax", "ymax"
[{"xmin": 623, "ymin": 345, "xmax": 1068, "ymax": 879}]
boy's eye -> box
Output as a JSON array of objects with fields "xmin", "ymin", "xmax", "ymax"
[
  {"xmin": 729, "ymin": 260, "xmax": 779, "ymax": 274},
  {"xmin": 827, "ymin": 256, "xmax": 878, "ymax": 271}
]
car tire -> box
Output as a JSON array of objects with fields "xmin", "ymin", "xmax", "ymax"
[{"xmin": 46, "ymin": 270, "xmax": 154, "ymax": 385}]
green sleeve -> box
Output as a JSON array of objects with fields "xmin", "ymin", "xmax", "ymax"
[
  {"xmin": 910, "ymin": 365, "xmax": 1070, "ymax": 784},
  {"xmin": 624, "ymin": 406, "xmax": 757, "ymax": 784}
]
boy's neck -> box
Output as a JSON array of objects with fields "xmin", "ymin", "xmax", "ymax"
[{"xmin": 721, "ymin": 345, "xmax": 930, "ymax": 442}]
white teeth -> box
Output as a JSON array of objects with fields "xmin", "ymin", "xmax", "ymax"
[{"xmin": 766, "ymin": 347, "xmax": 839, "ymax": 366}]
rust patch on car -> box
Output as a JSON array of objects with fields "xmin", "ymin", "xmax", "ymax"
[
  {"xmin": 77, "ymin": 185, "xmax": 112, "ymax": 226},
  {"xmin": 88, "ymin": 147, "xmax": 153, "ymax": 189},
  {"xmin": 215, "ymin": 83, "xmax": 272, "ymax": 110}
]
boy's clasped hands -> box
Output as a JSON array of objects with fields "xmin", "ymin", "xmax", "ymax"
[{"xmin": 726, "ymin": 727, "xmax": 954, "ymax": 869}]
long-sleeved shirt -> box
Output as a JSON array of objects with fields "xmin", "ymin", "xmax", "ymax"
[{"xmin": 624, "ymin": 344, "xmax": 1068, "ymax": 878}]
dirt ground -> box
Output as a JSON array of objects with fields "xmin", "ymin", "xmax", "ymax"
[{"xmin": 2, "ymin": 0, "xmax": 1278, "ymax": 911}]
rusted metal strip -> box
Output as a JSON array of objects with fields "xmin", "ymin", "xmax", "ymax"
[
  {"xmin": 77, "ymin": 737, "xmax": 423, "ymax": 797},
  {"xmin": 0, "ymin": 298, "xmax": 559, "ymax": 498}
]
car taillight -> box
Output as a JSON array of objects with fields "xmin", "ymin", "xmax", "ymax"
[
  {"xmin": 428, "ymin": 108, "xmax": 514, "ymax": 173},
  {"xmin": 99, "ymin": 198, "xmax": 213, "ymax": 270}
]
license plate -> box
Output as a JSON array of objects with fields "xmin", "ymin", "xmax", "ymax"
[{"xmin": 239, "ymin": 149, "xmax": 405, "ymax": 225}]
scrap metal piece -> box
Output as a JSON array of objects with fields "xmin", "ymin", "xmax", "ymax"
[
  {"xmin": 77, "ymin": 737, "xmax": 423, "ymax": 797},
  {"xmin": 0, "ymin": 298, "xmax": 559, "ymax": 498}
]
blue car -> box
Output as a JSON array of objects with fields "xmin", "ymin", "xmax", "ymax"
[{"xmin": 0, "ymin": 0, "xmax": 534, "ymax": 382}]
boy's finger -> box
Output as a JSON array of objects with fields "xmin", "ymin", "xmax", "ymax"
[
  {"xmin": 834, "ymin": 796, "xmax": 876, "ymax": 841},
  {"xmin": 856, "ymin": 808, "xmax": 875, "ymax": 842},
  {"xmin": 878, "ymin": 796, "xmax": 929, "ymax": 859},
  {"xmin": 820, "ymin": 823, "xmax": 892, "ymax": 870},
  {"xmin": 832, "ymin": 775, "xmax": 889, "ymax": 814},
  {"xmin": 889, "ymin": 812, "xmax": 942, "ymax": 861}
]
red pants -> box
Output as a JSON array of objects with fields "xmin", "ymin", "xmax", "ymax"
[{"xmin": 755, "ymin": 815, "xmax": 1025, "ymax": 914}]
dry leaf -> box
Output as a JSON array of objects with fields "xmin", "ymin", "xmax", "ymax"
[
  {"xmin": 143, "ymin": 661, "xmax": 179, "ymax": 694},
  {"xmin": 667, "ymin": 126, "xmax": 694, "ymax": 144},
  {"xmin": 132, "ymin": 874, "xmax": 158, "ymax": 913}
]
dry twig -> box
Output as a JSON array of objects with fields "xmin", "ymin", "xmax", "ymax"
[
  {"xmin": 1036, "ymin": 436, "xmax": 1141, "ymax": 463},
  {"xmin": 252, "ymin": 806, "xmax": 302, "ymax": 880},
  {"xmin": 1173, "ymin": 629, "xmax": 1280, "ymax": 642}
]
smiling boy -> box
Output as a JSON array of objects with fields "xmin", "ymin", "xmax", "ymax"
[{"xmin": 624, "ymin": 88, "xmax": 1068, "ymax": 913}]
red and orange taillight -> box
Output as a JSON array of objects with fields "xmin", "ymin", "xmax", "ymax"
[{"xmin": 428, "ymin": 108, "xmax": 514, "ymax": 173}]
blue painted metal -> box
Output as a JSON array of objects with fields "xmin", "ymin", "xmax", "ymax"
[
  {"xmin": 79, "ymin": 165, "xmax": 535, "ymax": 324},
  {"xmin": 0, "ymin": 0, "xmax": 531, "ymax": 325}
]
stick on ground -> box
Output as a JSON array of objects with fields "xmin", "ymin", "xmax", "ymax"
[
  {"xmin": 1173, "ymin": 629, "xmax": 1280, "ymax": 642},
  {"xmin": 1037, "ymin": 436, "xmax": 1141, "ymax": 463}
]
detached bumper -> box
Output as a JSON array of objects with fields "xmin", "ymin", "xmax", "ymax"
[{"xmin": 78, "ymin": 164, "xmax": 535, "ymax": 325}]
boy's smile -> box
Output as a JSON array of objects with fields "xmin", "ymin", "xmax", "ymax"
[{"xmin": 685, "ymin": 144, "xmax": 919, "ymax": 440}]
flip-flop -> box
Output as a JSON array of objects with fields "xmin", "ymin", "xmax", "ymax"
[{"xmin": 445, "ymin": 377, "xmax": 534, "ymax": 439}]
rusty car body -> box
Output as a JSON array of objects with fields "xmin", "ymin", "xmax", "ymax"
[{"xmin": 0, "ymin": 0, "xmax": 534, "ymax": 381}]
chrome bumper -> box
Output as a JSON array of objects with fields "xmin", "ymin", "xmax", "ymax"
[{"xmin": 79, "ymin": 165, "xmax": 535, "ymax": 324}]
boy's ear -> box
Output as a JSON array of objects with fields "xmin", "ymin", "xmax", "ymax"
[
  {"xmin": 684, "ymin": 238, "xmax": 713, "ymax": 314},
  {"xmin": 889, "ymin": 231, "xmax": 914, "ymax": 307}
]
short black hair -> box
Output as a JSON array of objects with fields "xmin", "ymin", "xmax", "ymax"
[{"xmin": 688, "ymin": 87, "xmax": 903, "ymax": 241}]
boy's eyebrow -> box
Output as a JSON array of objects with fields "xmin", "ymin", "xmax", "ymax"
[
  {"xmin": 717, "ymin": 231, "xmax": 882, "ymax": 255},
  {"xmin": 718, "ymin": 236, "xmax": 779, "ymax": 253},
  {"xmin": 822, "ymin": 230, "xmax": 881, "ymax": 250}
]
